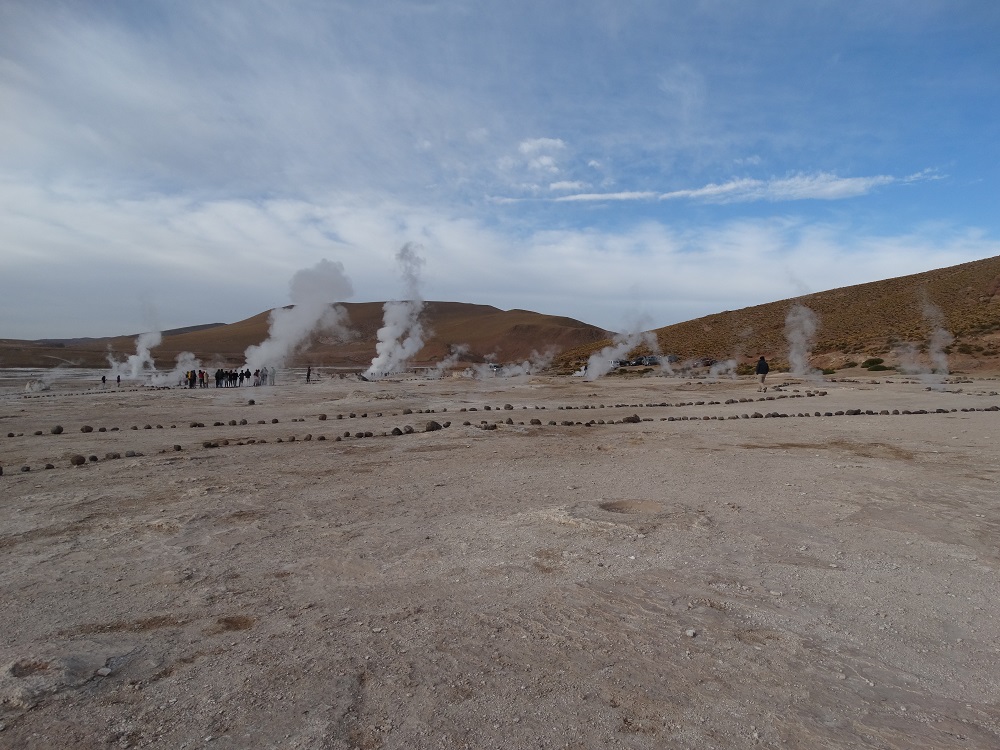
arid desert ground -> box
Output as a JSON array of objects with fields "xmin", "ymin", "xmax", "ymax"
[{"xmin": 1, "ymin": 369, "xmax": 999, "ymax": 749}]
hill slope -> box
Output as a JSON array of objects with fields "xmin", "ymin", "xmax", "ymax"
[
  {"xmin": 557, "ymin": 255, "xmax": 1000, "ymax": 372},
  {"xmin": 0, "ymin": 303, "xmax": 610, "ymax": 370}
]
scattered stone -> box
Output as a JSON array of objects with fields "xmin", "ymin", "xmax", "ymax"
[
  {"xmin": 96, "ymin": 667, "xmax": 112, "ymax": 677},
  {"xmin": 70, "ymin": 454, "xmax": 86, "ymax": 466},
  {"xmin": 44, "ymin": 464, "xmax": 54, "ymax": 470},
  {"xmin": 248, "ymin": 399, "xmax": 255, "ymax": 405},
  {"xmin": 424, "ymin": 421, "xmax": 442, "ymax": 432},
  {"xmin": 51, "ymin": 425, "xmax": 64, "ymax": 434},
  {"xmin": 20, "ymin": 465, "xmax": 30, "ymax": 472},
  {"xmin": 81, "ymin": 425, "xmax": 94, "ymax": 433},
  {"xmin": 88, "ymin": 455, "xmax": 98, "ymax": 462},
  {"xmin": 685, "ymin": 628, "xmax": 698, "ymax": 638}
]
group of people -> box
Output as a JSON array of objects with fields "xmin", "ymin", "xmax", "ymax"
[
  {"xmin": 179, "ymin": 368, "xmax": 276, "ymax": 388},
  {"xmin": 214, "ymin": 367, "xmax": 275, "ymax": 388}
]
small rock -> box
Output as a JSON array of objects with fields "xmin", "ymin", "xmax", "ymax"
[
  {"xmin": 96, "ymin": 667, "xmax": 112, "ymax": 677},
  {"xmin": 685, "ymin": 628, "xmax": 697, "ymax": 638}
]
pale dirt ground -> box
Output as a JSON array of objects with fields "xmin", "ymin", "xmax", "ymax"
[{"xmin": 1, "ymin": 370, "xmax": 999, "ymax": 750}]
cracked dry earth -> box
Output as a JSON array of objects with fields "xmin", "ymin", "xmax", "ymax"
[{"xmin": 1, "ymin": 371, "xmax": 999, "ymax": 749}]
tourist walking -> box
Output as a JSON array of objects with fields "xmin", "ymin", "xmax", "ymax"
[{"xmin": 755, "ymin": 356, "xmax": 770, "ymax": 392}]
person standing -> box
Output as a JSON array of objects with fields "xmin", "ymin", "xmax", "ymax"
[
  {"xmin": 306, "ymin": 366, "xmax": 311, "ymax": 383},
  {"xmin": 755, "ymin": 356, "xmax": 770, "ymax": 392}
]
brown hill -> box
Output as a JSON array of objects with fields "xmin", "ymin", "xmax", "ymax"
[
  {"xmin": 0, "ymin": 302, "xmax": 610, "ymax": 370},
  {"xmin": 557, "ymin": 254, "xmax": 1000, "ymax": 373}
]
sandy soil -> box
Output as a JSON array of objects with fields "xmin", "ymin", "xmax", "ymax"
[{"xmin": 1, "ymin": 370, "xmax": 999, "ymax": 749}]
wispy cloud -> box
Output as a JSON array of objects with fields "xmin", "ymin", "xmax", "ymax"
[{"xmin": 550, "ymin": 171, "xmax": 936, "ymax": 204}]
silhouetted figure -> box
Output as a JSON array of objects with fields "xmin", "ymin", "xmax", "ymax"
[{"xmin": 755, "ymin": 356, "xmax": 770, "ymax": 392}]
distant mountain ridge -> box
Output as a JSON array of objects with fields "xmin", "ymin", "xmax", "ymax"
[
  {"xmin": 0, "ymin": 302, "xmax": 610, "ymax": 370},
  {"xmin": 4, "ymin": 255, "xmax": 1000, "ymax": 373},
  {"xmin": 34, "ymin": 323, "xmax": 227, "ymax": 348}
]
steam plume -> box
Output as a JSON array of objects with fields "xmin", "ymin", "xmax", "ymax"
[
  {"xmin": 107, "ymin": 331, "xmax": 162, "ymax": 380},
  {"xmin": 708, "ymin": 359, "xmax": 738, "ymax": 381},
  {"xmin": 784, "ymin": 303, "xmax": 821, "ymax": 379},
  {"xmin": 428, "ymin": 344, "xmax": 469, "ymax": 379},
  {"xmin": 365, "ymin": 243, "xmax": 426, "ymax": 379},
  {"xmin": 472, "ymin": 348, "xmax": 557, "ymax": 379},
  {"xmin": 244, "ymin": 258, "xmax": 354, "ymax": 372},
  {"xmin": 585, "ymin": 327, "xmax": 659, "ymax": 381},
  {"xmin": 897, "ymin": 300, "xmax": 953, "ymax": 387}
]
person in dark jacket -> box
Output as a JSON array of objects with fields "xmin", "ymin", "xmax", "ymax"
[{"xmin": 755, "ymin": 356, "xmax": 770, "ymax": 392}]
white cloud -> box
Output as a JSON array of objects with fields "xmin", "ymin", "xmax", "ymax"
[
  {"xmin": 0, "ymin": 2, "xmax": 995, "ymax": 342},
  {"xmin": 2, "ymin": 178, "xmax": 996, "ymax": 338},
  {"xmin": 550, "ymin": 171, "xmax": 934, "ymax": 204},
  {"xmin": 518, "ymin": 138, "xmax": 567, "ymax": 155}
]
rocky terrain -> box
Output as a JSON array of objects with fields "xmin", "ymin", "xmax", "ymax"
[{"xmin": 2, "ymin": 368, "xmax": 999, "ymax": 748}]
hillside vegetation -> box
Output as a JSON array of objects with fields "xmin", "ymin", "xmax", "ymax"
[{"xmin": 556, "ymin": 255, "xmax": 1000, "ymax": 373}]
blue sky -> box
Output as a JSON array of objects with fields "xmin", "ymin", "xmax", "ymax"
[{"xmin": 2, "ymin": 0, "xmax": 999, "ymax": 339}]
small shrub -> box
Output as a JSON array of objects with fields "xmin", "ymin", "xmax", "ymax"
[
  {"xmin": 821, "ymin": 368, "xmax": 837, "ymax": 375},
  {"xmin": 867, "ymin": 364, "xmax": 893, "ymax": 371},
  {"xmin": 843, "ymin": 361, "xmax": 858, "ymax": 368},
  {"xmin": 861, "ymin": 358, "xmax": 884, "ymax": 368}
]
